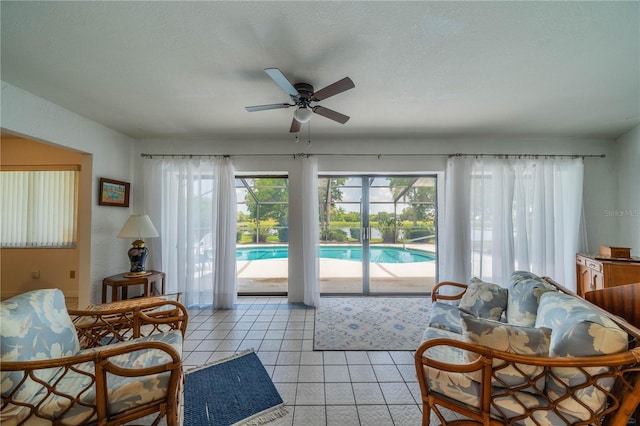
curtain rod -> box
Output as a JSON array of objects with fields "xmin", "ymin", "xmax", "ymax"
[
  {"xmin": 141, "ymin": 152, "xmax": 605, "ymax": 159},
  {"xmin": 449, "ymin": 153, "xmax": 606, "ymax": 159}
]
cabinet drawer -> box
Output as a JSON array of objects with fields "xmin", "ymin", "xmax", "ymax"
[
  {"xmin": 586, "ymin": 260, "xmax": 603, "ymax": 272},
  {"xmin": 576, "ymin": 256, "xmax": 587, "ymax": 266}
]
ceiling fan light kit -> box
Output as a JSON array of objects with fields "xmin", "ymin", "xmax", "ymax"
[
  {"xmin": 245, "ymin": 68, "xmax": 355, "ymax": 133},
  {"xmin": 294, "ymin": 107, "xmax": 313, "ymax": 123}
]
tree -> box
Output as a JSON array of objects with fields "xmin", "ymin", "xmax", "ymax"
[
  {"xmin": 243, "ymin": 178, "xmax": 288, "ymax": 224},
  {"xmin": 318, "ymin": 177, "xmax": 347, "ymax": 236},
  {"xmin": 389, "ymin": 178, "xmax": 436, "ymax": 225}
]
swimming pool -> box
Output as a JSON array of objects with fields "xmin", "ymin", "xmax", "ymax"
[{"xmin": 236, "ymin": 245, "xmax": 435, "ymax": 263}]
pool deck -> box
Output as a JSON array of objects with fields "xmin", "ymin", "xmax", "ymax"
[{"xmin": 234, "ymin": 243, "xmax": 437, "ymax": 294}]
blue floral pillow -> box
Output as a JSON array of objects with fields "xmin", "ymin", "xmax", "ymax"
[
  {"xmin": 535, "ymin": 291, "xmax": 629, "ymax": 421},
  {"xmin": 459, "ymin": 278, "xmax": 508, "ymax": 321},
  {"xmin": 461, "ymin": 312, "xmax": 551, "ymax": 391},
  {"xmin": 506, "ymin": 271, "xmax": 556, "ymax": 327},
  {"xmin": 1, "ymin": 289, "xmax": 80, "ymax": 402}
]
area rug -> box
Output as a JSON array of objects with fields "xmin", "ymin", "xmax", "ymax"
[
  {"xmin": 313, "ymin": 297, "xmax": 431, "ymax": 351},
  {"xmin": 184, "ymin": 350, "xmax": 287, "ymax": 426}
]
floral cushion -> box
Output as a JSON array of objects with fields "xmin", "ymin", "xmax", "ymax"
[
  {"xmin": 506, "ymin": 271, "xmax": 556, "ymax": 326},
  {"xmin": 1, "ymin": 289, "xmax": 80, "ymax": 402},
  {"xmin": 459, "ymin": 278, "xmax": 508, "ymax": 321},
  {"xmin": 427, "ymin": 301, "xmax": 463, "ymax": 334},
  {"xmin": 460, "ymin": 313, "xmax": 551, "ymax": 391},
  {"xmin": 535, "ymin": 291, "xmax": 629, "ymax": 421}
]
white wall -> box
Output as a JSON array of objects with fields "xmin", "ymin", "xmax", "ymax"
[
  {"xmin": 1, "ymin": 81, "xmax": 135, "ymax": 306},
  {"xmin": 135, "ymin": 135, "xmax": 620, "ymax": 298},
  {"xmin": 614, "ymin": 125, "xmax": 640, "ymax": 256}
]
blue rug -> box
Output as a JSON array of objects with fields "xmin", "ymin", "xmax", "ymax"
[{"xmin": 184, "ymin": 351, "xmax": 286, "ymax": 425}]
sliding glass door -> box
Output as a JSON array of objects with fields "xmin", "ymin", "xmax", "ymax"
[
  {"xmin": 319, "ymin": 175, "xmax": 437, "ymax": 295},
  {"xmin": 235, "ymin": 176, "xmax": 288, "ymax": 295},
  {"xmin": 318, "ymin": 177, "xmax": 364, "ymax": 293}
]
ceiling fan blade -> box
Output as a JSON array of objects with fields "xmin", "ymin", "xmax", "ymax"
[
  {"xmin": 245, "ymin": 103, "xmax": 291, "ymax": 112},
  {"xmin": 264, "ymin": 68, "xmax": 299, "ymax": 97},
  {"xmin": 313, "ymin": 106, "xmax": 350, "ymax": 124},
  {"xmin": 312, "ymin": 77, "xmax": 355, "ymax": 101},
  {"xmin": 289, "ymin": 118, "xmax": 302, "ymax": 133}
]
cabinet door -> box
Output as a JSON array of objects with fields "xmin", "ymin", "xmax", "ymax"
[
  {"xmin": 591, "ymin": 270, "xmax": 604, "ymax": 291},
  {"xmin": 603, "ymin": 263, "xmax": 640, "ymax": 288},
  {"xmin": 577, "ymin": 263, "xmax": 591, "ymax": 296}
]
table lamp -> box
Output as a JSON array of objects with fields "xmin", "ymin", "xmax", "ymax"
[{"xmin": 117, "ymin": 214, "xmax": 159, "ymax": 277}]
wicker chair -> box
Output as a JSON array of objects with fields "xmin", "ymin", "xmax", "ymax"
[{"xmin": 1, "ymin": 289, "xmax": 188, "ymax": 426}]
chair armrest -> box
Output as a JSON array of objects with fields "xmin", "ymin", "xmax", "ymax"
[
  {"xmin": 431, "ymin": 281, "xmax": 468, "ymax": 303},
  {"xmin": 69, "ymin": 300, "xmax": 188, "ymax": 349}
]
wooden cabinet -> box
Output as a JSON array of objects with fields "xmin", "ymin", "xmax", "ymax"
[{"xmin": 576, "ymin": 254, "xmax": 640, "ymax": 296}]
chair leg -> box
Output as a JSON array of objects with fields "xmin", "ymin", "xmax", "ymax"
[{"xmin": 423, "ymin": 401, "xmax": 430, "ymax": 426}]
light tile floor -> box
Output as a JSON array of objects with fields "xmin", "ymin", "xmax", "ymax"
[{"xmin": 183, "ymin": 296, "xmax": 441, "ymax": 426}]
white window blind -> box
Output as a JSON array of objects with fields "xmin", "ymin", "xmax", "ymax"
[{"xmin": 1, "ymin": 170, "xmax": 79, "ymax": 247}]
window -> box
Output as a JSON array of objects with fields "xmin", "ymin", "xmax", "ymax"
[{"xmin": 1, "ymin": 169, "xmax": 79, "ymax": 247}]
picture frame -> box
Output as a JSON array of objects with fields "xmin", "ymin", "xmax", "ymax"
[{"xmin": 98, "ymin": 178, "xmax": 130, "ymax": 207}]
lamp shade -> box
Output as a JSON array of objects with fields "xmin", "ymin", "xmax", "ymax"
[
  {"xmin": 294, "ymin": 107, "xmax": 313, "ymax": 123},
  {"xmin": 117, "ymin": 214, "xmax": 159, "ymax": 239}
]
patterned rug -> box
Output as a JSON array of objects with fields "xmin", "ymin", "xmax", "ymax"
[{"xmin": 313, "ymin": 297, "xmax": 431, "ymax": 351}]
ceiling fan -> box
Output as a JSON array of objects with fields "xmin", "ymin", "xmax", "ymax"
[{"xmin": 245, "ymin": 68, "xmax": 355, "ymax": 133}]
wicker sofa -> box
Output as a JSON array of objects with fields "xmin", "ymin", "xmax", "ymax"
[
  {"xmin": 415, "ymin": 271, "xmax": 640, "ymax": 426},
  {"xmin": 1, "ymin": 289, "xmax": 188, "ymax": 426}
]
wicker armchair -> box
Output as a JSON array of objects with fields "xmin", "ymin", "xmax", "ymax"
[{"xmin": 1, "ymin": 289, "xmax": 188, "ymax": 426}]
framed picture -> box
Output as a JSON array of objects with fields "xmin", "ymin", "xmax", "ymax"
[{"xmin": 99, "ymin": 178, "xmax": 130, "ymax": 207}]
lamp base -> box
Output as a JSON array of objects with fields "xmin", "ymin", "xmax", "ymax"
[
  {"xmin": 124, "ymin": 271, "xmax": 152, "ymax": 278},
  {"xmin": 127, "ymin": 243, "xmax": 150, "ymax": 276}
]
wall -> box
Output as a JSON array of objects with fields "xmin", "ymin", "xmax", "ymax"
[
  {"xmin": 614, "ymin": 125, "xmax": 640, "ymax": 256},
  {"xmin": 1, "ymin": 81, "xmax": 135, "ymax": 307},
  {"xmin": 1, "ymin": 137, "xmax": 84, "ymax": 297},
  {"xmin": 135, "ymin": 135, "xmax": 619, "ymax": 299}
]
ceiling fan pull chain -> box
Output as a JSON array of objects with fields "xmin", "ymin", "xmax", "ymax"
[{"xmin": 307, "ymin": 122, "xmax": 312, "ymax": 147}]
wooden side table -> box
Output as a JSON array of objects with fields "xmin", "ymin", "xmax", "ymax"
[{"xmin": 102, "ymin": 270, "xmax": 166, "ymax": 303}]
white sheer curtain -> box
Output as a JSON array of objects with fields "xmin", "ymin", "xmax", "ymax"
[
  {"xmin": 441, "ymin": 156, "xmax": 584, "ymax": 290},
  {"xmin": 142, "ymin": 156, "xmax": 237, "ymax": 308},
  {"xmin": 301, "ymin": 156, "xmax": 320, "ymax": 307},
  {"xmin": 213, "ymin": 158, "xmax": 237, "ymax": 309},
  {"xmin": 440, "ymin": 157, "xmax": 473, "ymax": 284}
]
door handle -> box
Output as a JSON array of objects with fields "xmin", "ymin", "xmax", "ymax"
[{"xmin": 362, "ymin": 226, "xmax": 370, "ymax": 241}]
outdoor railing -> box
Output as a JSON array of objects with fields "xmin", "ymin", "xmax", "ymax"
[{"xmin": 402, "ymin": 235, "xmax": 435, "ymax": 250}]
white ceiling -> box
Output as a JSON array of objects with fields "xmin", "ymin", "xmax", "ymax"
[{"xmin": 2, "ymin": 1, "xmax": 639, "ymax": 141}]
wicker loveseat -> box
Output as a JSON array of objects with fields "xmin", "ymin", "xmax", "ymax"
[
  {"xmin": 415, "ymin": 271, "xmax": 640, "ymax": 426},
  {"xmin": 1, "ymin": 289, "xmax": 188, "ymax": 425}
]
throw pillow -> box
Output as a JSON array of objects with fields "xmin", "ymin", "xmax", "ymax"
[
  {"xmin": 460, "ymin": 312, "xmax": 551, "ymax": 391},
  {"xmin": 1, "ymin": 289, "xmax": 80, "ymax": 403},
  {"xmin": 535, "ymin": 291, "xmax": 629, "ymax": 421},
  {"xmin": 506, "ymin": 271, "xmax": 556, "ymax": 327},
  {"xmin": 459, "ymin": 278, "xmax": 508, "ymax": 321}
]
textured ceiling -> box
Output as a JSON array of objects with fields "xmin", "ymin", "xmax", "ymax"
[{"xmin": 1, "ymin": 1, "xmax": 639, "ymax": 140}]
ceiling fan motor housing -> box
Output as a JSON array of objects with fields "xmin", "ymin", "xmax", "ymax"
[{"xmin": 293, "ymin": 82, "xmax": 314, "ymax": 106}]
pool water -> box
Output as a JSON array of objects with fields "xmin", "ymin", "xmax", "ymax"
[{"xmin": 236, "ymin": 245, "xmax": 434, "ymax": 263}]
